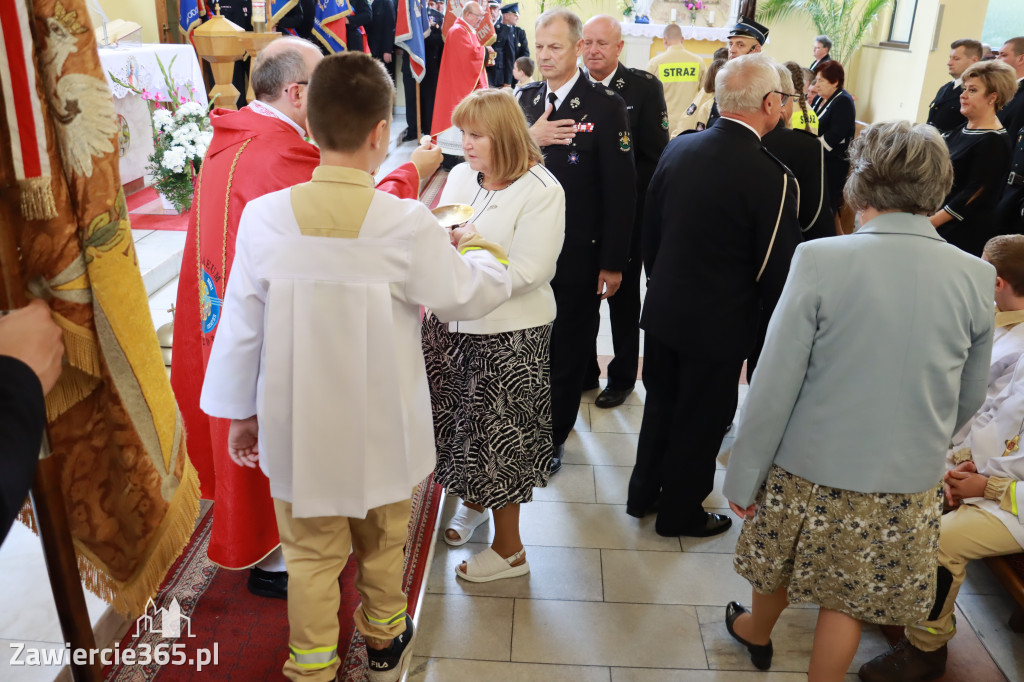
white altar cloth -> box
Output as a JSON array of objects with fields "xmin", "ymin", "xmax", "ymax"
[{"xmin": 620, "ymin": 22, "xmax": 730, "ymax": 42}]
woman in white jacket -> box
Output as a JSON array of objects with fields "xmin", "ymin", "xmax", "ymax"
[{"xmin": 422, "ymin": 89, "xmax": 566, "ymax": 583}]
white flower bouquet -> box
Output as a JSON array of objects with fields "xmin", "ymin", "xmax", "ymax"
[{"xmin": 110, "ymin": 57, "xmax": 212, "ymax": 214}]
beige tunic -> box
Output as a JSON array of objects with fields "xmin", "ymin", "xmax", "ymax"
[{"xmin": 647, "ymin": 45, "xmax": 705, "ymax": 135}]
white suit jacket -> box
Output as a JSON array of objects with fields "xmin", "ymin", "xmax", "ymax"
[{"xmin": 200, "ymin": 187, "xmax": 511, "ymax": 518}]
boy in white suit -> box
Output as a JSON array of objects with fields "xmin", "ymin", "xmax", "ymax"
[
  {"xmin": 200, "ymin": 52, "xmax": 512, "ymax": 682},
  {"xmin": 860, "ymin": 234, "xmax": 1024, "ymax": 682}
]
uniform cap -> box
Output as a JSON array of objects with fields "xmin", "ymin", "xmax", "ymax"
[
  {"xmin": 728, "ymin": 16, "xmax": 769, "ymax": 46},
  {"xmin": 500, "ymin": 2, "xmax": 519, "ymax": 13}
]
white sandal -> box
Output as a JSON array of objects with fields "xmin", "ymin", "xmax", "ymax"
[
  {"xmin": 443, "ymin": 504, "xmax": 489, "ymax": 546},
  {"xmin": 456, "ymin": 547, "xmax": 529, "ymax": 583}
]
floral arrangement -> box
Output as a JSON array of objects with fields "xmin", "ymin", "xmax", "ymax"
[
  {"xmin": 620, "ymin": 0, "xmax": 634, "ymax": 16},
  {"xmin": 684, "ymin": 1, "xmax": 705, "ymax": 9},
  {"xmin": 109, "ymin": 56, "xmax": 212, "ymax": 214}
]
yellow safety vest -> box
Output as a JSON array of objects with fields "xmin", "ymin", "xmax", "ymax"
[{"xmin": 791, "ymin": 108, "xmax": 819, "ymax": 135}]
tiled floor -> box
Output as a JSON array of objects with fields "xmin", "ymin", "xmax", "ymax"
[{"xmin": 3, "ymin": 134, "xmax": 1023, "ymax": 682}]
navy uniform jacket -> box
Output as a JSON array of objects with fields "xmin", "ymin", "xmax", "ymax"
[
  {"xmin": 488, "ymin": 22, "xmax": 512, "ymax": 87},
  {"xmin": 598, "ymin": 62, "xmax": 669, "ymax": 202},
  {"xmin": 999, "ymin": 127, "xmax": 1024, "ymax": 232},
  {"xmin": 425, "ymin": 8, "xmax": 445, "ymax": 70},
  {"xmin": 763, "ymin": 120, "xmax": 834, "ymax": 240},
  {"xmin": 518, "ymin": 71, "xmax": 637, "ymax": 284},
  {"xmin": 368, "ymin": 0, "xmax": 397, "ymax": 59},
  {"xmin": 927, "ymin": 80, "xmax": 966, "ymax": 135},
  {"xmin": 998, "ymin": 81, "xmax": 1024, "ymax": 141},
  {"xmin": 511, "ymin": 25, "xmax": 529, "ymax": 59},
  {"xmin": 497, "ymin": 24, "xmax": 528, "ymax": 88},
  {"xmin": 345, "ymin": 0, "xmax": 372, "ymax": 52},
  {"xmin": 0, "ymin": 356, "xmax": 44, "ymax": 542},
  {"xmin": 642, "ymin": 117, "xmax": 802, "ymax": 360}
]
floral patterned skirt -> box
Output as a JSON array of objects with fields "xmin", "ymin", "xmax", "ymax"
[
  {"xmin": 421, "ymin": 314, "xmax": 553, "ymax": 508},
  {"xmin": 734, "ymin": 464, "xmax": 943, "ymax": 625}
]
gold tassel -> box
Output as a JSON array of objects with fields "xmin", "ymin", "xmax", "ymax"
[
  {"xmin": 18, "ymin": 176, "xmax": 58, "ymax": 221},
  {"xmin": 51, "ymin": 312, "xmax": 103, "ymax": 378},
  {"xmin": 75, "ymin": 459, "xmax": 201, "ymax": 619},
  {"xmin": 44, "ymin": 368, "xmax": 100, "ymax": 422}
]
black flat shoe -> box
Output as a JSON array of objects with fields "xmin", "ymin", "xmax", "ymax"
[
  {"xmin": 725, "ymin": 601, "xmax": 773, "ymax": 670},
  {"xmin": 549, "ymin": 443, "xmax": 564, "ymax": 475},
  {"xmin": 595, "ymin": 386, "xmax": 634, "ymax": 409},
  {"xmin": 656, "ymin": 512, "xmax": 732, "ymax": 538},
  {"xmin": 248, "ymin": 567, "xmax": 288, "ymax": 600}
]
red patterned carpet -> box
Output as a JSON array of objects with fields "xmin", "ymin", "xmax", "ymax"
[
  {"xmin": 106, "ymin": 477, "xmax": 442, "ymax": 681},
  {"xmin": 125, "ymin": 186, "xmax": 190, "ymax": 231}
]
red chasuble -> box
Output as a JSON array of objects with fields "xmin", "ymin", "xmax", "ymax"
[
  {"xmin": 171, "ymin": 106, "xmax": 419, "ymax": 568},
  {"xmin": 430, "ymin": 17, "xmax": 488, "ymax": 136}
]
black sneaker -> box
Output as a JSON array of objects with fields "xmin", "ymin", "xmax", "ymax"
[
  {"xmin": 365, "ymin": 614, "xmax": 415, "ymax": 682},
  {"xmin": 247, "ymin": 567, "xmax": 287, "ymax": 599}
]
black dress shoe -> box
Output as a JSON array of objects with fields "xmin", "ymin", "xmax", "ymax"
[
  {"xmin": 725, "ymin": 601, "xmax": 773, "ymax": 670},
  {"xmin": 594, "ymin": 386, "xmax": 634, "ymax": 409},
  {"xmin": 549, "ymin": 443, "xmax": 564, "ymax": 475},
  {"xmin": 656, "ymin": 512, "xmax": 732, "ymax": 538},
  {"xmin": 248, "ymin": 567, "xmax": 288, "ymax": 599}
]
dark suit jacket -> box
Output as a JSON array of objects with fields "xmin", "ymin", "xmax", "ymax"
[
  {"xmin": 599, "ymin": 63, "xmax": 669, "ymax": 199},
  {"xmin": 809, "ymin": 54, "xmax": 831, "ymax": 71},
  {"xmin": 817, "ymin": 88, "xmax": 856, "ymax": 207},
  {"xmin": 511, "ymin": 25, "xmax": 529, "ymax": 58},
  {"xmin": 346, "ymin": 0, "xmax": 372, "ymax": 52},
  {"xmin": 641, "ymin": 118, "xmax": 802, "ymax": 360},
  {"xmin": 927, "ymin": 80, "xmax": 966, "ymax": 134},
  {"xmin": 518, "ymin": 71, "xmax": 637, "ymax": 284},
  {"xmin": 1, "ymin": 356, "xmax": 44, "ymax": 542},
  {"xmin": 763, "ymin": 121, "xmax": 834, "ymax": 240},
  {"xmin": 998, "ymin": 81, "xmax": 1024, "ymax": 140},
  {"xmin": 368, "ymin": 0, "xmax": 396, "ymax": 59},
  {"xmin": 488, "ymin": 22, "xmax": 513, "ymax": 87}
]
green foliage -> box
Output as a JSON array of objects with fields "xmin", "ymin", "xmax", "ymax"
[
  {"xmin": 537, "ymin": 0, "xmax": 578, "ymax": 15},
  {"xmin": 758, "ymin": 0, "xmax": 895, "ymax": 65}
]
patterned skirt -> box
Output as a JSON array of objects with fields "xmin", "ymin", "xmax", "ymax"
[
  {"xmin": 421, "ymin": 314, "xmax": 553, "ymax": 508},
  {"xmin": 734, "ymin": 464, "xmax": 943, "ymax": 625}
]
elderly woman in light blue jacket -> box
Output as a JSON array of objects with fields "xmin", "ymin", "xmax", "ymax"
[{"xmin": 721, "ymin": 120, "xmax": 996, "ymax": 682}]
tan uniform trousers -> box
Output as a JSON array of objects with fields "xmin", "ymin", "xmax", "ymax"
[
  {"xmin": 906, "ymin": 503, "xmax": 1020, "ymax": 651},
  {"xmin": 274, "ymin": 498, "xmax": 412, "ymax": 681}
]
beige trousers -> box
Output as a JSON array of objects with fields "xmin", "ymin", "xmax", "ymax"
[
  {"xmin": 274, "ymin": 498, "xmax": 412, "ymax": 681},
  {"xmin": 906, "ymin": 503, "xmax": 1020, "ymax": 651}
]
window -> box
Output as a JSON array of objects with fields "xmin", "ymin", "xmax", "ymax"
[{"xmin": 885, "ymin": 0, "xmax": 918, "ymax": 45}]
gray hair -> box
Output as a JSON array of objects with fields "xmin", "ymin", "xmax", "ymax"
[
  {"xmin": 844, "ymin": 120, "xmax": 953, "ymax": 215},
  {"xmin": 537, "ymin": 8, "xmax": 582, "ymax": 44},
  {"xmin": 716, "ymin": 53, "xmax": 781, "ymax": 114},
  {"xmin": 816, "ymin": 35, "xmax": 832, "ymax": 50},
  {"xmin": 251, "ymin": 38, "xmax": 316, "ymax": 101},
  {"xmin": 774, "ymin": 63, "xmax": 794, "ymax": 93}
]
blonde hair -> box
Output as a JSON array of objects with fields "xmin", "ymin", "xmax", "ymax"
[
  {"xmin": 452, "ymin": 89, "xmax": 544, "ymax": 184},
  {"xmin": 960, "ymin": 60, "xmax": 1018, "ymax": 111}
]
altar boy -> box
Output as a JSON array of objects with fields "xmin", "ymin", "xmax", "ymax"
[{"xmin": 199, "ymin": 52, "xmax": 512, "ymax": 682}]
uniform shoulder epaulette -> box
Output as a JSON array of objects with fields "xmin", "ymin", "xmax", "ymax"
[
  {"xmin": 520, "ymin": 81, "xmax": 543, "ymax": 91},
  {"xmin": 628, "ymin": 66, "xmax": 655, "ymax": 81}
]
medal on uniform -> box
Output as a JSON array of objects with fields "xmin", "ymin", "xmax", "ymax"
[
  {"xmin": 570, "ymin": 97, "xmax": 580, "ymax": 109},
  {"xmin": 533, "ymin": 93, "xmax": 541, "ymax": 105},
  {"xmin": 618, "ymin": 131, "xmax": 632, "ymax": 152},
  {"xmin": 615, "ymin": 77, "xmax": 625, "ymax": 90},
  {"xmin": 1005, "ymin": 435, "xmax": 1020, "ymax": 458},
  {"xmin": 661, "ymin": 111, "xmax": 669, "ymax": 130},
  {"xmin": 568, "ymin": 150, "xmax": 579, "ymax": 164}
]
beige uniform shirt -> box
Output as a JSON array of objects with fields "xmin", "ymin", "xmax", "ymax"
[{"xmin": 647, "ymin": 44, "xmax": 705, "ymax": 134}]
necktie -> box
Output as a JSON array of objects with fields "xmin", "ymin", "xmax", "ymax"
[{"xmin": 548, "ymin": 91, "xmax": 558, "ymax": 111}]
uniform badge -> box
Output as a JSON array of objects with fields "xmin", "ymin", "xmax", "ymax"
[
  {"xmin": 568, "ymin": 151, "xmax": 579, "ymax": 164},
  {"xmin": 686, "ymin": 103, "xmax": 696, "ymax": 116},
  {"xmin": 533, "ymin": 93, "xmax": 541, "ymax": 106},
  {"xmin": 199, "ymin": 269, "xmax": 223, "ymax": 335},
  {"xmin": 661, "ymin": 111, "xmax": 669, "ymax": 130},
  {"xmin": 615, "ymin": 78, "xmax": 625, "ymax": 90},
  {"xmin": 644, "ymin": 72, "xmax": 654, "ymax": 80},
  {"xmin": 1005, "ymin": 435, "xmax": 1021, "ymax": 457},
  {"xmin": 605, "ymin": 88, "xmax": 615, "ymax": 97},
  {"xmin": 618, "ymin": 131, "xmax": 631, "ymax": 152},
  {"xmin": 570, "ymin": 97, "xmax": 580, "ymax": 109}
]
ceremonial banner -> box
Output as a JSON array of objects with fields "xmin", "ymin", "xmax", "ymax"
[
  {"xmin": 178, "ymin": 0, "xmax": 206, "ymax": 39},
  {"xmin": 395, "ymin": 0, "xmax": 427, "ymax": 81},
  {"xmin": 1, "ymin": 0, "xmax": 199, "ymax": 617},
  {"xmin": 440, "ymin": 0, "xmax": 462, "ymax": 38},
  {"xmin": 313, "ymin": 0, "xmax": 353, "ymax": 54},
  {"xmin": 270, "ymin": 0, "xmax": 300, "ymax": 28}
]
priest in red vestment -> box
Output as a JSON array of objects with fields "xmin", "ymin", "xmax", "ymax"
[
  {"xmin": 431, "ymin": 1, "xmax": 490, "ymax": 158},
  {"xmin": 171, "ymin": 37, "xmax": 439, "ymax": 598}
]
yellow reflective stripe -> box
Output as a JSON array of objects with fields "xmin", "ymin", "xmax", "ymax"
[
  {"xmin": 364, "ymin": 606, "xmax": 407, "ymax": 626},
  {"xmin": 288, "ymin": 645, "xmax": 338, "ymax": 669},
  {"xmin": 1012, "ymin": 481, "xmax": 1018, "ymax": 516},
  {"xmin": 459, "ymin": 245, "xmax": 509, "ymax": 265}
]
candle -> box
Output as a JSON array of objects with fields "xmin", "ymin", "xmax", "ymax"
[{"xmin": 670, "ymin": 8, "xmax": 677, "ymax": 21}]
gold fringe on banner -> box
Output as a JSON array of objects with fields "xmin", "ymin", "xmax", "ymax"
[
  {"xmin": 44, "ymin": 367, "xmax": 100, "ymax": 422},
  {"xmin": 18, "ymin": 176, "xmax": 58, "ymax": 221}
]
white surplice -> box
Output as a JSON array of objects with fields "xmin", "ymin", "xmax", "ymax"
[{"xmin": 200, "ymin": 186, "xmax": 511, "ymax": 519}]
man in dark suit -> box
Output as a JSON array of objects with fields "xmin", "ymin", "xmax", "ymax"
[
  {"xmin": 345, "ymin": 0, "xmax": 373, "ymax": 52},
  {"xmin": 369, "ymin": 0, "xmax": 397, "ymax": 81},
  {"xmin": 927, "ymin": 39, "xmax": 982, "ymax": 134},
  {"xmin": 401, "ymin": 0, "xmax": 445, "ymax": 140},
  {"xmin": 997, "ymin": 37, "xmax": 1024, "ymax": 137},
  {"xmin": 707, "ymin": 15, "xmax": 769, "ymax": 129},
  {"xmin": 997, "ymin": 126, "xmax": 1024, "ymax": 235},
  {"xmin": 628, "ymin": 53, "xmax": 802, "ymax": 538},
  {"xmin": 517, "ymin": 8, "xmax": 636, "ymax": 473},
  {"xmin": 0, "ymin": 300, "xmax": 64, "ymax": 542},
  {"xmin": 501, "ymin": 3, "xmax": 529, "ymax": 83},
  {"xmin": 485, "ymin": 1, "xmax": 509, "ymax": 87},
  {"xmin": 809, "ymin": 34, "xmax": 831, "ymax": 70},
  {"xmin": 580, "ymin": 14, "xmax": 668, "ymax": 409}
]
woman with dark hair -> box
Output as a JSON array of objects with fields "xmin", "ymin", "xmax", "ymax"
[
  {"xmin": 931, "ymin": 59, "xmax": 1016, "ymax": 256},
  {"xmin": 812, "ymin": 60, "xmax": 855, "ymax": 213}
]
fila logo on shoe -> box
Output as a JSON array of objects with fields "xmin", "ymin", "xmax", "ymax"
[{"xmin": 369, "ymin": 661, "xmax": 389, "ymax": 669}]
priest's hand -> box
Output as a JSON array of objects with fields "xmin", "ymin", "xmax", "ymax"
[
  {"xmin": 228, "ymin": 416, "xmax": 260, "ymax": 468},
  {"xmin": 411, "ymin": 140, "xmax": 443, "ymax": 180},
  {"xmin": 530, "ymin": 103, "xmax": 575, "ymax": 146}
]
